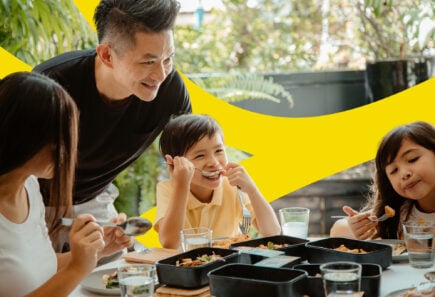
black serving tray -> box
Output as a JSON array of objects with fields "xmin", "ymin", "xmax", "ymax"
[
  {"xmin": 305, "ymin": 237, "xmax": 392, "ymax": 268},
  {"xmin": 230, "ymin": 235, "xmax": 309, "ymax": 260},
  {"xmin": 208, "ymin": 263, "xmax": 307, "ymax": 297},
  {"xmin": 156, "ymin": 247, "xmax": 239, "ymax": 288},
  {"xmin": 294, "ymin": 263, "xmax": 382, "ymax": 297}
]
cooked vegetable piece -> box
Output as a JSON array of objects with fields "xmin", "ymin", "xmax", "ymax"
[{"xmin": 384, "ymin": 205, "xmax": 395, "ymax": 217}]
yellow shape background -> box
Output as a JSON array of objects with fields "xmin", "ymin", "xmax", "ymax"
[{"xmin": 1, "ymin": 0, "xmax": 434, "ymax": 247}]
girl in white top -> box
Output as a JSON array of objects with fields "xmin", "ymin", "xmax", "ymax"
[
  {"xmin": 0, "ymin": 72, "xmax": 132, "ymax": 297},
  {"xmin": 330, "ymin": 121, "xmax": 435, "ymax": 239}
]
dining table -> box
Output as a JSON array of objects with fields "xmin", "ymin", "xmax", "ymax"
[{"xmin": 69, "ymin": 255, "xmax": 433, "ymax": 297}]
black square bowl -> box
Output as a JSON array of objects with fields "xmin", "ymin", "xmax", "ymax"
[
  {"xmin": 208, "ymin": 263, "xmax": 307, "ymax": 297},
  {"xmin": 155, "ymin": 247, "xmax": 239, "ymax": 289},
  {"xmin": 293, "ymin": 263, "xmax": 382, "ymax": 297},
  {"xmin": 305, "ymin": 237, "xmax": 392, "ymax": 268},
  {"xmin": 230, "ymin": 235, "xmax": 309, "ymax": 260}
]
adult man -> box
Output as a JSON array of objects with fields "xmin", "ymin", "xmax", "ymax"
[{"xmin": 34, "ymin": 0, "xmax": 191, "ymax": 250}]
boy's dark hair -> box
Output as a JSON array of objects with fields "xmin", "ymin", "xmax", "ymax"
[
  {"xmin": 160, "ymin": 114, "xmax": 223, "ymax": 157},
  {"xmin": 94, "ymin": 0, "xmax": 180, "ymax": 51}
]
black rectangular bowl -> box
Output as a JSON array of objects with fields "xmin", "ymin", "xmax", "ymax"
[
  {"xmin": 208, "ymin": 263, "xmax": 307, "ymax": 297},
  {"xmin": 305, "ymin": 237, "xmax": 392, "ymax": 268},
  {"xmin": 294, "ymin": 263, "xmax": 382, "ymax": 297},
  {"xmin": 230, "ymin": 235, "xmax": 309, "ymax": 260},
  {"xmin": 156, "ymin": 247, "xmax": 239, "ymax": 288}
]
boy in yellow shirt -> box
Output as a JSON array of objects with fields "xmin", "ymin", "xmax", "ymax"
[{"xmin": 154, "ymin": 114, "xmax": 280, "ymax": 249}]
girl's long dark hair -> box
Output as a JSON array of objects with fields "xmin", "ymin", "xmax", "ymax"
[
  {"xmin": 0, "ymin": 71, "xmax": 79, "ymax": 243},
  {"xmin": 363, "ymin": 121, "xmax": 435, "ymax": 238}
]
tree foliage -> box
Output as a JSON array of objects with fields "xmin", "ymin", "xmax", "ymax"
[
  {"xmin": 0, "ymin": 0, "xmax": 96, "ymax": 66},
  {"xmin": 175, "ymin": 0, "xmax": 324, "ymax": 73}
]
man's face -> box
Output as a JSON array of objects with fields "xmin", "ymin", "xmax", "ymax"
[{"xmin": 111, "ymin": 30, "xmax": 175, "ymax": 101}]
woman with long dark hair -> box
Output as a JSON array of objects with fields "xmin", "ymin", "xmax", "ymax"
[{"xmin": 0, "ymin": 72, "xmax": 131, "ymax": 297}]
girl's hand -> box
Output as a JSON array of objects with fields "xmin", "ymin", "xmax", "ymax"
[
  {"xmin": 99, "ymin": 213, "xmax": 134, "ymax": 259},
  {"xmin": 224, "ymin": 162, "xmax": 255, "ymax": 193},
  {"xmin": 343, "ymin": 206, "xmax": 378, "ymax": 240},
  {"xmin": 68, "ymin": 214, "xmax": 105, "ymax": 274},
  {"xmin": 165, "ymin": 155, "xmax": 195, "ymax": 185}
]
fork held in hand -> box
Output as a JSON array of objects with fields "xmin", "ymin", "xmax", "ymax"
[
  {"xmin": 368, "ymin": 213, "xmax": 390, "ymax": 222},
  {"xmin": 237, "ymin": 187, "xmax": 252, "ymax": 235}
]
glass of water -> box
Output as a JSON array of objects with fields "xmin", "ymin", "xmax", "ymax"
[
  {"xmin": 279, "ymin": 207, "xmax": 310, "ymax": 238},
  {"xmin": 117, "ymin": 263, "xmax": 155, "ymax": 297},
  {"xmin": 320, "ymin": 261, "xmax": 362, "ymax": 297},
  {"xmin": 180, "ymin": 227, "xmax": 212, "ymax": 251},
  {"xmin": 403, "ymin": 221, "xmax": 434, "ymax": 269}
]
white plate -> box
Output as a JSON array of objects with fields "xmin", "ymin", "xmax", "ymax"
[
  {"xmin": 369, "ymin": 239, "xmax": 408, "ymax": 262},
  {"xmin": 384, "ymin": 288, "xmax": 408, "ymax": 297},
  {"xmin": 385, "ymin": 282, "xmax": 434, "ymax": 297},
  {"xmin": 81, "ymin": 268, "xmax": 120, "ymax": 295}
]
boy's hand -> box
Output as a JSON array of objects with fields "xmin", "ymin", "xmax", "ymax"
[
  {"xmin": 224, "ymin": 162, "xmax": 255, "ymax": 192},
  {"xmin": 165, "ymin": 155, "xmax": 195, "ymax": 185}
]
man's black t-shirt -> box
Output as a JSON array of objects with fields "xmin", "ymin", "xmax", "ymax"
[{"xmin": 34, "ymin": 50, "xmax": 191, "ymax": 204}]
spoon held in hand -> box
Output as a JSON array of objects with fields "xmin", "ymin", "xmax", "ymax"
[{"xmin": 60, "ymin": 217, "xmax": 152, "ymax": 236}]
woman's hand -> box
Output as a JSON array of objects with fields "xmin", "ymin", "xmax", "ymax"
[
  {"xmin": 68, "ymin": 214, "xmax": 105, "ymax": 274},
  {"xmin": 343, "ymin": 206, "xmax": 379, "ymax": 240},
  {"xmin": 98, "ymin": 213, "xmax": 134, "ymax": 259}
]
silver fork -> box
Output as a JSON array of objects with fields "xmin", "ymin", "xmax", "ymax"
[
  {"xmin": 237, "ymin": 187, "xmax": 252, "ymax": 234},
  {"xmin": 368, "ymin": 213, "xmax": 390, "ymax": 222}
]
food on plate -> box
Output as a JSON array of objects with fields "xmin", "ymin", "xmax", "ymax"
[
  {"xmin": 212, "ymin": 234, "xmax": 251, "ymax": 249},
  {"xmin": 399, "ymin": 283, "xmax": 435, "ymax": 297},
  {"xmin": 102, "ymin": 266, "xmax": 143, "ymax": 289},
  {"xmin": 102, "ymin": 270, "xmax": 119, "ymax": 289},
  {"xmin": 175, "ymin": 252, "xmax": 225, "ymax": 267},
  {"xmin": 258, "ymin": 241, "xmax": 289, "ymax": 249},
  {"xmin": 334, "ymin": 244, "xmax": 367, "ymax": 254},
  {"xmin": 392, "ymin": 243, "xmax": 407, "ymax": 256},
  {"xmin": 384, "ymin": 205, "xmax": 395, "ymax": 218}
]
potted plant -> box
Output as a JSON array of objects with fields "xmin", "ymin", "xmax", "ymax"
[{"xmin": 354, "ymin": 0, "xmax": 435, "ymax": 101}]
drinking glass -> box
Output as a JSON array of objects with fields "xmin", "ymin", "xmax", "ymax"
[
  {"xmin": 403, "ymin": 221, "xmax": 434, "ymax": 268},
  {"xmin": 180, "ymin": 227, "xmax": 212, "ymax": 251},
  {"xmin": 117, "ymin": 263, "xmax": 155, "ymax": 297},
  {"xmin": 279, "ymin": 207, "xmax": 310, "ymax": 238},
  {"xmin": 320, "ymin": 261, "xmax": 362, "ymax": 297}
]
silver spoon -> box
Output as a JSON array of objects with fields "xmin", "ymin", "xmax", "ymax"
[
  {"xmin": 60, "ymin": 217, "xmax": 152, "ymax": 236},
  {"xmin": 166, "ymin": 163, "xmax": 222, "ymax": 177}
]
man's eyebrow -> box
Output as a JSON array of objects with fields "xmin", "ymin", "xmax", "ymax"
[
  {"xmin": 140, "ymin": 52, "xmax": 175, "ymax": 59},
  {"xmin": 140, "ymin": 53, "xmax": 159, "ymax": 59}
]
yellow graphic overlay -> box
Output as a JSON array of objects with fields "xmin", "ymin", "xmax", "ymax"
[{"xmin": 1, "ymin": 1, "xmax": 434, "ymax": 247}]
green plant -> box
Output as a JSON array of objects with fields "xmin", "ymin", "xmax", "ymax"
[
  {"xmin": 114, "ymin": 139, "xmax": 162, "ymax": 217},
  {"xmin": 0, "ymin": 0, "xmax": 96, "ymax": 66},
  {"xmin": 191, "ymin": 73, "xmax": 294, "ymax": 108},
  {"xmin": 355, "ymin": 0, "xmax": 435, "ymax": 60}
]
